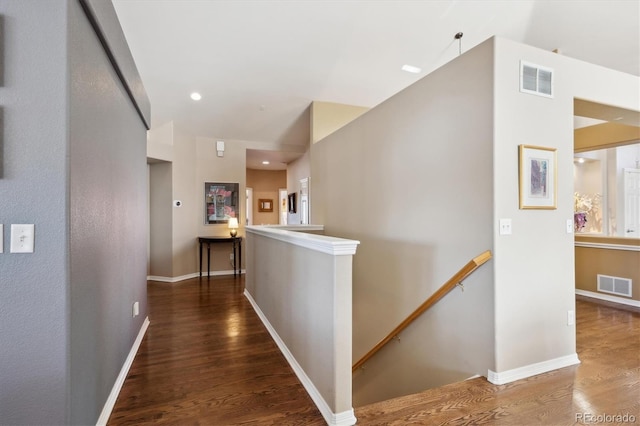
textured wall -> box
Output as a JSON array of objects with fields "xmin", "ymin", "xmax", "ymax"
[
  {"xmin": 68, "ymin": 1, "xmax": 148, "ymax": 423},
  {"xmin": 0, "ymin": 1, "xmax": 149, "ymax": 424},
  {"xmin": 0, "ymin": 2, "xmax": 70, "ymax": 424}
]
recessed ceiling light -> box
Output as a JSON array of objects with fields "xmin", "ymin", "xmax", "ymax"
[
  {"xmin": 401, "ymin": 64, "xmax": 421, "ymax": 74},
  {"xmin": 190, "ymin": 92, "xmax": 202, "ymax": 101},
  {"xmin": 262, "ymin": 161, "xmax": 270, "ymax": 165},
  {"xmin": 576, "ymin": 158, "xmax": 585, "ymax": 163}
]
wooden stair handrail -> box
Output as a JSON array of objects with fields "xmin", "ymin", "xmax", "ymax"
[{"xmin": 352, "ymin": 250, "xmax": 492, "ymax": 372}]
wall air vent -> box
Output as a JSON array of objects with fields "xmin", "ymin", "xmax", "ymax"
[
  {"xmin": 597, "ymin": 274, "xmax": 632, "ymax": 297},
  {"xmin": 520, "ymin": 61, "xmax": 553, "ymax": 98}
]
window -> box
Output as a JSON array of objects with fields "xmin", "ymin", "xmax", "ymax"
[{"xmin": 574, "ymin": 143, "xmax": 640, "ymax": 237}]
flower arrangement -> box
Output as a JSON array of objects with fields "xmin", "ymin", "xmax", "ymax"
[{"xmin": 574, "ymin": 192, "xmax": 601, "ymax": 232}]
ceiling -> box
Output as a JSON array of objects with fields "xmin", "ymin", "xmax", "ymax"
[{"xmin": 112, "ymin": 0, "xmax": 639, "ymax": 170}]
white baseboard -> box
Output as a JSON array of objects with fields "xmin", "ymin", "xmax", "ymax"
[
  {"xmin": 487, "ymin": 353, "xmax": 580, "ymax": 385},
  {"xmin": 575, "ymin": 289, "xmax": 640, "ymax": 308},
  {"xmin": 96, "ymin": 316, "xmax": 150, "ymax": 426},
  {"xmin": 244, "ymin": 290, "xmax": 356, "ymax": 426},
  {"xmin": 147, "ymin": 269, "xmax": 245, "ymax": 283}
]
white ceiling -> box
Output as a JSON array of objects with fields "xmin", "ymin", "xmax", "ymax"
[{"xmin": 113, "ymin": 0, "xmax": 640, "ymax": 170}]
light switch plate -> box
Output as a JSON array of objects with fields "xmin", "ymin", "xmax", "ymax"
[
  {"xmin": 10, "ymin": 224, "xmax": 35, "ymax": 253},
  {"xmin": 499, "ymin": 218, "xmax": 512, "ymax": 235},
  {"xmin": 566, "ymin": 219, "xmax": 573, "ymax": 234}
]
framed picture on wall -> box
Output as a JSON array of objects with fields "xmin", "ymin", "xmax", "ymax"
[
  {"xmin": 518, "ymin": 145, "xmax": 557, "ymax": 209},
  {"xmin": 288, "ymin": 192, "xmax": 297, "ymax": 213},
  {"xmin": 204, "ymin": 182, "xmax": 239, "ymax": 224},
  {"xmin": 258, "ymin": 199, "xmax": 273, "ymax": 212}
]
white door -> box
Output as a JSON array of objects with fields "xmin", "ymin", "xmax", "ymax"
[
  {"xmin": 300, "ymin": 177, "xmax": 310, "ymax": 225},
  {"xmin": 279, "ymin": 188, "xmax": 287, "ymax": 225},
  {"xmin": 623, "ymin": 168, "xmax": 640, "ymax": 237},
  {"xmin": 246, "ymin": 187, "xmax": 253, "ymax": 226}
]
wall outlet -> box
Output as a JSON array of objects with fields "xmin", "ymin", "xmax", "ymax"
[
  {"xmin": 133, "ymin": 301, "xmax": 140, "ymax": 317},
  {"xmin": 567, "ymin": 310, "xmax": 575, "ymax": 326},
  {"xmin": 230, "ymin": 253, "xmax": 234, "ymax": 261}
]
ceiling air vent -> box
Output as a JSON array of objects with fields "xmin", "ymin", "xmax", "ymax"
[{"xmin": 520, "ymin": 61, "xmax": 553, "ymax": 98}]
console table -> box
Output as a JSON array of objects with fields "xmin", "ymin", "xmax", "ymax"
[{"xmin": 198, "ymin": 236, "xmax": 242, "ymax": 277}]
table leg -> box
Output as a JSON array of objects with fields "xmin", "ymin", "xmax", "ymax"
[
  {"xmin": 207, "ymin": 244, "xmax": 211, "ymax": 278},
  {"xmin": 199, "ymin": 241, "xmax": 203, "ymax": 277},
  {"xmin": 238, "ymin": 239, "xmax": 242, "ymax": 277},
  {"xmin": 232, "ymin": 239, "xmax": 236, "ymax": 276}
]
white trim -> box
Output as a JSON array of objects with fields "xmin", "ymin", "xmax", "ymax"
[
  {"xmin": 575, "ymin": 241, "xmax": 640, "ymax": 251},
  {"xmin": 575, "ymin": 289, "xmax": 640, "ymax": 308},
  {"xmin": 487, "ymin": 353, "xmax": 580, "ymax": 385},
  {"xmin": 147, "ymin": 270, "xmax": 245, "ymax": 283},
  {"xmin": 96, "ymin": 317, "xmax": 150, "ymax": 426},
  {"xmin": 261, "ymin": 224, "xmax": 325, "ymax": 232},
  {"xmin": 246, "ymin": 225, "xmax": 359, "ymax": 256},
  {"xmin": 244, "ymin": 290, "xmax": 356, "ymax": 426}
]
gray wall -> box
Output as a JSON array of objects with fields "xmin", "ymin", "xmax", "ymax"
[
  {"xmin": 312, "ymin": 39, "xmax": 495, "ymax": 405},
  {"xmin": 68, "ymin": 1, "xmax": 149, "ymax": 423},
  {"xmin": 0, "ymin": 1, "xmax": 149, "ymax": 424},
  {"xmin": 0, "ymin": 2, "xmax": 69, "ymax": 424}
]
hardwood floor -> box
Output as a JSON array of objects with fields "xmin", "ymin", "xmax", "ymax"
[
  {"xmin": 109, "ymin": 277, "xmax": 639, "ymax": 425},
  {"xmin": 108, "ymin": 276, "xmax": 325, "ymax": 425},
  {"xmin": 356, "ymin": 299, "xmax": 640, "ymax": 425}
]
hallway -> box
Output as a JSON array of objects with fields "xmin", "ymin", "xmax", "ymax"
[{"xmin": 108, "ymin": 276, "xmax": 325, "ymax": 425}]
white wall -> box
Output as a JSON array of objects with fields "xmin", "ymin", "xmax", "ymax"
[{"xmin": 286, "ymin": 149, "xmax": 311, "ymax": 225}]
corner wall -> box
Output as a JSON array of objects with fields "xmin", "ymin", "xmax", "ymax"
[
  {"xmin": 491, "ymin": 37, "xmax": 638, "ymax": 376},
  {"xmin": 312, "ymin": 39, "xmax": 496, "ymax": 405}
]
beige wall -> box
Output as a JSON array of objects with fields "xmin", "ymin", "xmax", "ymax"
[
  {"xmin": 312, "ymin": 35, "xmax": 639, "ymax": 404},
  {"xmin": 575, "ymin": 236, "xmax": 640, "ymax": 302},
  {"xmin": 312, "ymin": 39, "xmax": 496, "ymax": 405},
  {"xmin": 492, "ymin": 38, "xmax": 638, "ymax": 373},
  {"xmin": 245, "ymin": 227, "xmax": 357, "ymax": 422},
  {"xmin": 247, "ymin": 169, "xmax": 286, "ymax": 225},
  {"xmin": 147, "ymin": 121, "xmax": 306, "ymax": 278},
  {"xmin": 311, "ymin": 101, "xmax": 369, "ymax": 143}
]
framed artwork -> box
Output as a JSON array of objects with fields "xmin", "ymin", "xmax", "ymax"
[
  {"xmin": 288, "ymin": 192, "xmax": 297, "ymax": 213},
  {"xmin": 519, "ymin": 145, "xmax": 557, "ymax": 209},
  {"xmin": 258, "ymin": 199, "xmax": 273, "ymax": 212},
  {"xmin": 204, "ymin": 182, "xmax": 239, "ymax": 224}
]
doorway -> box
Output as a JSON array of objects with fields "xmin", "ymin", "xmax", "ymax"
[{"xmin": 246, "ymin": 187, "xmax": 253, "ymax": 226}]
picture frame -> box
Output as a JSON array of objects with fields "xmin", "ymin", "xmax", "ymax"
[
  {"xmin": 288, "ymin": 193, "xmax": 297, "ymax": 213},
  {"xmin": 204, "ymin": 182, "xmax": 239, "ymax": 224},
  {"xmin": 518, "ymin": 145, "xmax": 557, "ymax": 209},
  {"xmin": 258, "ymin": 199, "xmax": 273, "ymax": 212}
]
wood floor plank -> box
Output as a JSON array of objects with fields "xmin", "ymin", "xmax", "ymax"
[
  {"xmin": 108, "ymin": 276, "xmax": 325, "ymax": 425},
  {"xmin": 356, "ymin": 299, "xmax": 640, "ymax": 425},
  {"xmin": 109, "ymin": 278, "xmax": 639, "ymax": 425}
]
